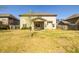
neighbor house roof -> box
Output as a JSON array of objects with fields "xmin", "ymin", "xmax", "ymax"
[
  {"xmin": 0, "ymin": 14, "xmax": 19, "ymax": 20},
  {"xmin": 66, "ymin": 14, "xmax": 79, "ymax": 20},
  {"xmin": 58, "ymin": 21, "xmax": 70, "ymax": 25},
  {"xmin": 19, "ymin": 13, "xmax": 57, "ymax": 16}
]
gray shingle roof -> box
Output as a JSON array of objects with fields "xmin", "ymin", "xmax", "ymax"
[
  {"xmin": 59, "ymin": 21, "xmax": 70, "ymax": 25},
  {"xmin": 62, "ymin": 21, "xmax": 70, "ymax": 24},
  {"xmin": 67, "ymin": 14, "xmax": 79, "ymax": 19},
  {"xmin": 0, "ymin": 14, "xmax": 19, "ymax": 20}
]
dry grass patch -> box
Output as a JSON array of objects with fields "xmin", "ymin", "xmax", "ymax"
[{"xmin": 0, "ymin": 30, "xmax": 79, "ymax": 52}]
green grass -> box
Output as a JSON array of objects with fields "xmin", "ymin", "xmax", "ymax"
[{"xmin": 0, "ymin": 29, "xmax": 79, "ymax": 53}]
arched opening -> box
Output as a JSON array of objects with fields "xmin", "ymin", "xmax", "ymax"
[
  {"xmin": 32, "ymin": 18, "xmax": 46, "ymax": 30},
  {"xmin": 34, "ymin": 21, "xmax": 44, "ymax": 30}
]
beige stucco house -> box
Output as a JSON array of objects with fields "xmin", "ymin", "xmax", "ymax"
[{"xmin": 19, "ymin": 13, "xmax": 57, "ymax": 30}]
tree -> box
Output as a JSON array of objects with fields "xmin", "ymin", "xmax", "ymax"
[
  {"xmin": 28, "ymin": 10, "xmax": 34, "ymax": 37},
  {"xmin": 28, "ymin": 10, "xmax": 33, "ymax": 31}
]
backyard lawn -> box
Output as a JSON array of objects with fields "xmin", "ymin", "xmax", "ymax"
[{"xmin": 0, "ymin": 29, "xmax": 79, "ymax": 53}]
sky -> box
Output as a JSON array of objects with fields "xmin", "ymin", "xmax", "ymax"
[{"xmin": 0, "ymin": 5, "xmax": 79, "ymax": 20}]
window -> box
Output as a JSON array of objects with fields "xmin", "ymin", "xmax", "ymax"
[
  {"xmin": 2, "ymin": 19, "xmax": 8, "ymax": 25},
  {"xmin": 47, "ymin": 21, "xmax": 52, "ymax": 24},
  {"xmin": 23, "ymin": 24, "xmax": 27, "ymax": 28},
  {"xmin": 52, "ymin": 24, "xmax": 55, "ymax": 27}
]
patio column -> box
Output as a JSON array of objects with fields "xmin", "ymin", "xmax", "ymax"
[
  {"xmin": 44, "ymin": 21, "xmax": 47, "ymax": 29},
  {"xmin": 31, "ymin": 21, "xmax": 34, "ymax": 30}
]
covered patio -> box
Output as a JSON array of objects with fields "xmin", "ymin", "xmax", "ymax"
[{"xmin": 31, "ymin": 18, "xmax": 46, "ymax": 30}]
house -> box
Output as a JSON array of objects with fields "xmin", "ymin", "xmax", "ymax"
[
  {"xmin": 19, "ymin": 13, "xmax": 57, "ymax": 30},
  {"xmin": 58, "ymin": 20, "xmax": 70, "ymax": 30},
  {"xmin": 0, "ymin": 14, "xmax": 19, "ymax": 29},
  {"xmin": 58, "ymin": 14, "xmax": 79, "ymax": 30},
  {"xmin": 65, "ymin": 14, "xmax": 79, "ymax": 30}
]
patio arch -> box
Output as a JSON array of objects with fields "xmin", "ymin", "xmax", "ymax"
[{"xmin": 32, "ymin": 17, "xmax": 46, "ymax": 30}]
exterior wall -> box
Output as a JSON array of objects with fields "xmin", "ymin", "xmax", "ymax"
[
  {"xmin": 8, "ymin": 18, "xmax": 19, "ymax": 25},
  {"xmin": 58, "ymin": 25, "xmax": 68, "ymax": 30},
  {"xmin": 8, "ymin": 18, "xmax": 20, "ymax": 29},
  {"xmin": 8, "ymin": 18, "xmax": 14, "ymax": 25},
  {"xmin": 68, "ymin": 24, "xmax": 78, "ymax": 30},
  {"xmin": 0, "ymin": 17, "xmax": 19, "ymax": 29},
  {"xmin": 42, "ymin": 16, "xmax": 56, "ymax": 29},
  {"xmin": 20, "ymin": 16, "xmax": 56, "ymax": 30},
  {"xmin": 58, "ymin": 24, "xmax": 78, "ymax": 30},
  {"xmin": 0, "ymin": 18, "xmax": 8, "ymax": 25},
  {"xmin": 0, "ymin": 17, "xmax": 19, "ymax": 25},
  {"xmin": 20, "ymin": 17, "xmax": 31, "ymax": 29}
]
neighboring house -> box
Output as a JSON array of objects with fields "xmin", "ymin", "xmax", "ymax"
[
  {"xmin": 19, "ymin": 13, "xmax": 57, "ymax": 30},
  {"xmin": 58, "ymin": 21, "xmax": 70, "ymax": 30},
  {"xmin": 0, "ymin": 14, "xmax": 19, "ymax": 29},
  {"xmin": 58, "ymin": 14, "xmax": 79, "ymax": 30},
  {"xmin": 65, "ymin": 14, "xmax": 79, "ymax": 30}
]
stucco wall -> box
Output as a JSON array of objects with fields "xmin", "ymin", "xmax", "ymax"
[
  {"xmin": 20, "ymin": 17, "xmax": 31, "ymax": 29},
  {"xmin": 0, "ymin": 18, "xmax": 8, "ymax": 25},
  {"xmin": 42, "ymin": 16, "xmax": 56, "ymax": 29}
]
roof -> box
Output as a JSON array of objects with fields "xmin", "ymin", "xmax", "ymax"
[
  {"xmin": 0, "ymin": 14, "xmax": 19, "ymax": 20},
  {"xmin": 59, "ymin": 21, "xmax": 70, "ymax": 25},
  {"xmin": 19, "ymin": 13, "xmax": 57, "ymax": 16},
  {"xmin": 66, "ymin": 14, "xmax": 79, "ymax": 20},
  {"xmin": 32, "ymin": 18, "xmax": 46, "ymax": 21}
]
